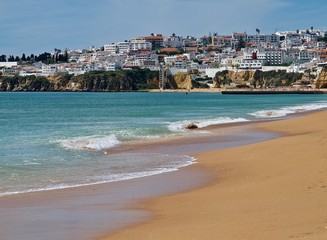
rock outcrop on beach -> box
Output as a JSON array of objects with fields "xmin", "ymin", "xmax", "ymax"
[
  {"xmin": 168, "ymin": 72, "xmax": 192, "ymax": 90},
  {"xmin": 316, "ymin": 66, "xmax": 327, "ymax": 88},
  {"xmin": 0, "ymin": 69, "xmax": 159, "ymax": 92}
]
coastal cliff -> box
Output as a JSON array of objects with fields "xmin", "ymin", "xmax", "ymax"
[
  {"xmin": 0, "ymin": 69, "xmax": 159, "ymax": 92},
  {"xmin": 213, "ymin": 70, "xmax": 304, "ymax": 88},
  {"xmin": 167, "ymin": 72, "xmax": 192, "ymax": 90},
  {"xmin": 316, "ymin": 66, "xmax": 327, "ymax": 88},
  {"xmin": 2, "ymin": 67, "xmax": 327, "ymax": 92}
]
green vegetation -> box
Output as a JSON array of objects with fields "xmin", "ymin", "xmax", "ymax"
[
  {"xmin": 317, "ymin": 37, "xmax": 327, "ymax": 43},
  {"xmin": 213, "ymin": 70, "xmax": 232, "ymax": 87},
  {"xmin": 0, "ymin": 75, "xmax": 54, "ymax": 91},
  {"xmin": 0, "ymin": 69, "xmax": 159, "ymax": 92},
  {"xmin": 0, "ymin": 51, "xmax": 69, "ymax": 64}
]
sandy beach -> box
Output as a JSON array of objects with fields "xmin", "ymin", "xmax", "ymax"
[{"xmin": 103, "ymin": 110, "xmax": 327, "ymax": 240}]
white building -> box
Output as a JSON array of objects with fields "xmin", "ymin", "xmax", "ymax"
[
  {"xmin": 104, "ymin": 43, "xmax": 118, "ymax": 54},
  {"xmin": 0, "ymin": 62, "xmax": 18, "ymax": 68},
  {"xmin": 129, "ymin": 40, "xmax": 152, "ymax": 51},
  {"xmin": 164, "ymin": 35, "xmax": 184, "ymax": 48},
  {"xmin": 298, "ymin": 50, "xmax": 319, "ymax": 62},
  {"xmin": 239, "ymin": 60, "xmax": 262, "ymax": 69},
  {"xmin": 116, "ymin": 42, "xmax": 130, "ymax": 54},
  {"xmin": 243, "ymin": 50, "xmax": 266, "ymax": 61},
  {"xmin": 265, "ymin": 50, "xmax": 286, "ymax": 65},
  {"xmin": 213, "ymin": 53, "xmax": 222, "ymax": 63},
  {"xmin": 164, "ymin": 56, "xmax": 177, "ymax": 66},
  {"xmin": 105, "ymin": 62, "xmax": 120, "ymax": 71},
  {"xmin": 247, "ymin": 34, "xmax": 280, "ymax": 46},
  {"xmin": 42, "ymin": 64, "xmax": 57, "ymax": 76},
  {"xmin": 277, "ymin": 32, "xmax": 302, "ymax": 48},
  {"xmin": 174, "ymin": 60, "xmax": 187, "ymax": 69}
]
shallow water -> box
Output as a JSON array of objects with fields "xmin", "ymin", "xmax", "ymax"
[{"xmin": 0, "ymin": 92, "xmax": 326, "ymax": 196}]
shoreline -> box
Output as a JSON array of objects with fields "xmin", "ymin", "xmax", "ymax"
[
  {"xmin": 0, "ymin": 118, "xmax": 278, "ymax": 240},
  {"xmin": 1, "ymin": 109, "xmax": 327, "ymax": 240},
  {"xmin": 103, "ymin": 110, "xmax": 327, "ymax": 240}
]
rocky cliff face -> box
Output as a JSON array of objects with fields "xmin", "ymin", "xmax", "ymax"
[
  {"xmin": 0, "ymin": 70, "xmax": 159, "ymax": 92},
  {"xmin": 168, "ymin": 72, "xmax": 192, "ymax": 89},
  {"xmin": 228, "ymin": 71, "xmax": 256, "ymax": 82},
  {"xmin": 214, "ymin": 70, "xmax": 255, "ymax": 88},
  {"xmin": 316, "ymin": 66, "xmax": 327, "ymax": 88},
  {"xmin": 214, "ymin": 70, "xmax": 305, "ymax": 88}
]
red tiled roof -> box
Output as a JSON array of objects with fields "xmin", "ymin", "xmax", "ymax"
[
  {"xmin": 144, "ymin": 36, "xmax": 164, "ymax": 40},
  {"xmin": 160, "ymin": 48, "xmax": 178, "ymax": 52}
]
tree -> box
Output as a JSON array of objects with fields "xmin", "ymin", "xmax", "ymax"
[
  {"xmin": 21, "ymin": 53, "xmax": 26, "ymax": 61},
  {"xmin": 8, "ymin": 55, "xmax": 15, "ymax": 62},
  {"xmin": 237, "ymin": 36, "xmax": 246, "ymax": 51},
  {"xmin": 0, "ymin": 55, "xmax": 6, "ymax": 62}
]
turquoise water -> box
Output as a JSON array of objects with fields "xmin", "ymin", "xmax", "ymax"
[{"xmin": 1, "ymin": 92, "xmax": 327, "ymax": 196}]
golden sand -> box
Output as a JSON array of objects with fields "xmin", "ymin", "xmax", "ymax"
[{"xmin": 103, "ymin": 111, "xmax": 327, "ymax": 240}]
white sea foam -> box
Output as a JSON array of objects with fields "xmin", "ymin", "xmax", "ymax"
[
  {"xmin": 0, "ymin": 155, "xmax": 197, "ymax": 198},
  {"xmin": 250, "ymin": 102, "xmax": 327, "ymax": 119},
  {"xmin": 59, "ymin": 134, "xmax": 121, "ymax": 151},
  {"xmin": 167, "ymin": 117, "xmax": 249, "ymax": 132}
]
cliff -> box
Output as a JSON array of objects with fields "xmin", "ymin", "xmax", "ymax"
[
  {"xmin": 316, "ymin": 66, "xmax": 327, "ymax": 88},
  {"xmin": 0, "ymin": 69, "xmax": 159, "ymax": 92},
  {"xmin": 214, "ymin": 70, "xmax": 304, "ymax": 88},
  {"xmin": 167, "ymin": 72, "xmax": 192, "ymax": 89}
]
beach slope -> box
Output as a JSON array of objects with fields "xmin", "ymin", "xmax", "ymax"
[{"xmin": 104, "ymin": 111, "xmax": 327, "ymax": 240}]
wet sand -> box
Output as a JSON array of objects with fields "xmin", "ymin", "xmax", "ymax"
[
  {"xmin": 103, "ymin": 110, "xmax": 327, "ymax": 240},
  {"xmin": 0, "ymin": 121, "xmax": 277, "ymax": 240}
]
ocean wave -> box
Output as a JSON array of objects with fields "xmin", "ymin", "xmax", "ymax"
[
  {"xmin": 58, "ymin": 134, "xmax": 121, "ymax": 151},
  {"xmin": 0, "ymin": 154, "xmax": 197, "ymax": 198},
  {"xmin": 250, "ymin": 101, "xmax": 327, "ymax": 118},
  {"xmin": 167, "ymin": 117, "xmax": 249, "ymax": 132}
]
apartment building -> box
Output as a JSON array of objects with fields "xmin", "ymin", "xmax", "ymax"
[
  {"xmin": 104, "ymin": 43, "xmax": 118, "ymax": 54},
  {"xmin": 129, "ymin": 39, "xmax": 152, "ymax": 51},
  {"xmin": 246, "ymin": 34, "xmax": 280, "ymax": 47},
  {"xmin": 42, "ymin": 64, "xmax": 57, "ymax": 76},
  {"xmin": 164, "ymin": 35, "xmax": 184, "ymax": 48},
  {"xmin": 298, "ymin": 50, "xmax": 319, "ymax": 61},
  {"xmin": 104, "ymin": 42, "xmax": 130, "ymax": 54},
  {"xmin": 265, "ymin": 50, "xmax": 286, "ymax": 65},
  {"xmin": 183, "ymin": 36, "xmax": 200, "ymax": 47},
  {"xmin": 238, "ymin": 61, "xmax": 262, "ymax": 69},
  {"xmin": 143, "ymin": 35, "xmax": 164, "ymax": 50},
  {"xmin": 277, "ymin": 32, "xmax": 302, "ymax": 48}
]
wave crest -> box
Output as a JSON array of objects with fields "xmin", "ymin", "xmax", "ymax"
[
  {"xmin": 250, "ymin": 102, "xmax": 327, "ymax": 118},
  {"xmin": 167, "ymin": 117, "xmax": 249, "ymax": 132},
  {"xmin": 59, "ymin": 134, "xmax": 121, "ymax": 151}
]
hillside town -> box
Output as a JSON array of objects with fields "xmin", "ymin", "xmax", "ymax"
[{"xmin": 1, "ymin": 28, "xmax": 327, "ymax": 90}]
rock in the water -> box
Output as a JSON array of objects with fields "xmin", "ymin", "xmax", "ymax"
[{"xmin": 187, "ymin": 123, "xmax": 198, "ymax": 129}]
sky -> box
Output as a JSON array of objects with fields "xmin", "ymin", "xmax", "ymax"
[{"xmin": 0, "ymin": 0, "xmax": 326, "ymax": 56}]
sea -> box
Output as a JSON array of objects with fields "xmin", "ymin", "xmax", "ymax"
[{"xmin": 1, "ymin": 92, "xmax": 327, "ymax": 197}]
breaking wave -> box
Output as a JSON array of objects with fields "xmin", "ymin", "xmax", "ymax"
[
  {"xmin": 59, "ymin": 134, "xmax": 121, "ymax": 151},
  {"xmin": 250, "ymin": 101, "xmax": 327, "ymax": 118},
  {"xmin": 167, "ymin": 117, "xmax": 249, "ymax": 132}
]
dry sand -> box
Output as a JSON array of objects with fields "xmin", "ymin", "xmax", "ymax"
[{"xmin": 102, "ymin": 110, "xmax": 327, "ymax": 240}]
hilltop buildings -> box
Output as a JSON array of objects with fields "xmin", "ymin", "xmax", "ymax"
[{"xmin": 1, "ymin": 29, "xmax": 327, "ymax": 78}]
